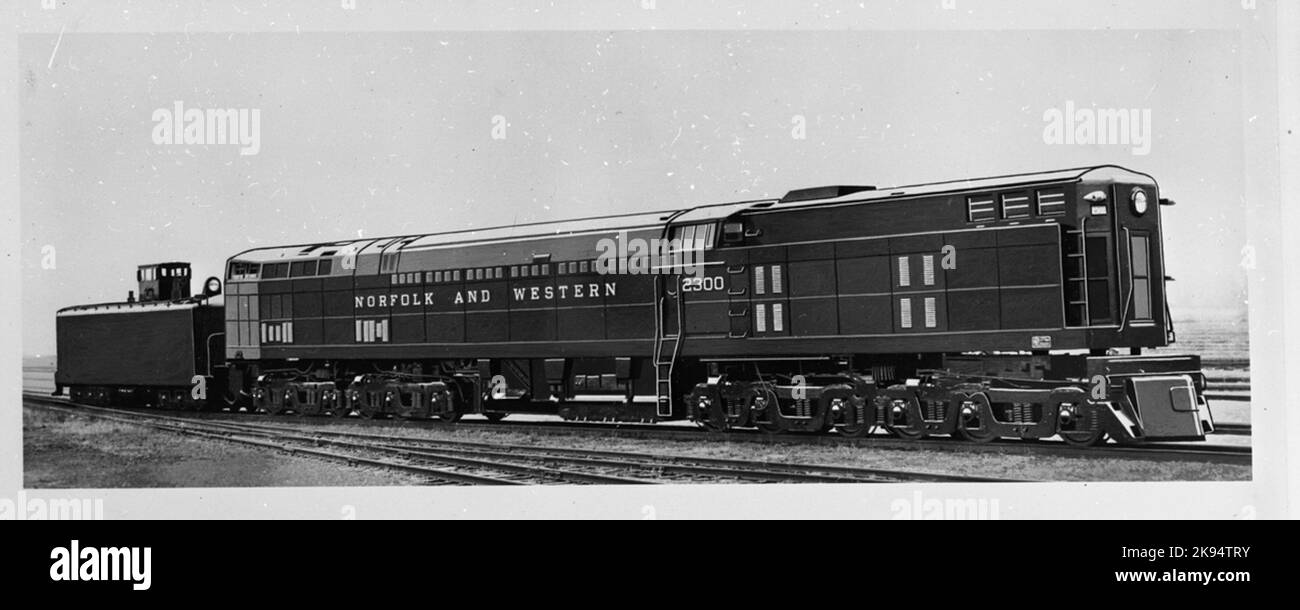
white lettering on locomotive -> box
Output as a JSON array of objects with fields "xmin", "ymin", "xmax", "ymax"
[
  {"xmin": 452, "ymin": 290, "xmax": 492, "ymax": 305},
  {"xmin": 511, "ymin": 282, "xmax": 617, "ymax": 302},
  {"xmin": 356, "ymin": 292, "xmax": 437, "ymax": 310}
]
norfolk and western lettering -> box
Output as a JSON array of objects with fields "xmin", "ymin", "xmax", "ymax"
[{"xmin": 354, "ymin": 282, "xmax": 618, "ymax": 310}]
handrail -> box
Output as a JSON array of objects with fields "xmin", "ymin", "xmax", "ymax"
[{"xmin": 206, "ymin": 332, "xmax": 226, "ymax": 377}]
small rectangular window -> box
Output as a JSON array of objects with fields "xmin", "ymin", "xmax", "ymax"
[
  {"xmin": 924, "ymin": 297, "xmax": 937, "ymax": 328},
  {"xmin": 540, "ymin": 264, "xmax": 549, "ymax": 276},
  {"xmin": 1001, "ymin": 193, "xmax": 1031, "ymax": 220},
  {"xmin": 580, "ymin": 261, "xmax": 589, "ymax": 273},
  {"xmin": 521, "ymin": 266, "xmax": 531, "ymax": 278},
  {"xmin": 755, "ymin": 266, "xmax": 766, "ymax": 295},
  {"xmin": 1037, "ymin": 189, "xmax": 1067, "ymax": 216},
  {"xmin": 453, "ymin": 270, "xmax": 461, "ymax": 281},
  {"xmin": 922, "ymin": 255, "xmax": 935, "ymax": 286},
  {"xmin": 530, "ymin": 265, "xmax": 539, "ymax": 277},
  {"xmin": 772, "ymin": 303, "xmax": 784, "ymax": 332},
  {"xmin": 1131, "ymin": 234, "xmax": 1152, "ymax": 320},
  {"xmin": 898, "ymin": 257, "xmax": 911, "ymax": 288},
  {"xmin": 756, "ymin": 303, "xmax": 767, "ymax": 333},
  {"xmin": 318, "ymin": 259, "xmax": 333, "ymax": 275},
  {"xmin": 494, "ymin": 268, "xmax": 503, "ymax": 279},
  {"xmin": 967, "ymin": 196, "xmax": 996, "ymax": 223},
  {"xmin": 771, "ymin": 265, "xmax": 783, "ymax": 294},
  {"xmin": 900, "ymin": 298, "xmax": 913, "ymax": 329}
]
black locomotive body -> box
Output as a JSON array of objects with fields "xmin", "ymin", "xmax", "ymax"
[
  {"xmin": 208, "ymin": 165, "xmax": 1212, "ymax": 445},
  {"xmin": 54, "ymin": 263, "xmax": 225, "ymax": 409}
]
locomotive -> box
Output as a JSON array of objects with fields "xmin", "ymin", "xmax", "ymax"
[
  {"xmin": 55, "ymin": 262, "xmax": 225, "ymax": 408},
  {"xmin": 56, "ymin": 165, "xmax": 1215, "ymax": 446}
]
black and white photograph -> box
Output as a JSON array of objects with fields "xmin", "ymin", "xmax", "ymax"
[{"xmin": 2, "ymin": 0, "xmax": 1297, "ymax": 530}]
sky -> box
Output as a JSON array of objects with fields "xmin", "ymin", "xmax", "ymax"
[{"xmin": 19, "ymin": 28, "xmax": 1247, "ymax": 356}]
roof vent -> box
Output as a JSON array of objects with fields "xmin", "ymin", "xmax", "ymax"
[{"xmin": 779, "ymin": 185, "xmax": 876, "ymax": 203}]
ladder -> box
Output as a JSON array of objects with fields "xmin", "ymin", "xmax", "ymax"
[
  {"xmin": 1064, "ymin": 219, "xmax": 1091, "ymax": 326},
  {"xmin": 653, "ymin": 273, "xmax": 684, "ymax": 418}
]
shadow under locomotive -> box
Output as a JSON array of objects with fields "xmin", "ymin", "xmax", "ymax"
[{"xmin": 54, "ymin": 166, "xmax": 1216, "ymax": 447}]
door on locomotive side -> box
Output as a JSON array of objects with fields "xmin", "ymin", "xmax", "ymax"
[
  {"xmin": 1112, "ymin": 176, "xmax": 1168, "ymax": 347},
  {"xmin": 669, "ymin": 222, "xmax": 730, "ymax": 338}
]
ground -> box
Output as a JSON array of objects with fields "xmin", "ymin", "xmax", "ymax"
[
  {"xmin": 23, "ymin": 404, "xmax": 1249, "ymax": 487},
  {"xmin": 23, "ymin": 407, "xmax": 424, "ymax": 488}
]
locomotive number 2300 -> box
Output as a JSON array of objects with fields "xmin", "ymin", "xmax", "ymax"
[{"xmin": 681, "ymin": 276, "xmax": 726, "ymax": 292}]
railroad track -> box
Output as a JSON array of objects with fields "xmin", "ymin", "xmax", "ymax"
[
  {"xmin": 23, "ymin": 394, "xmax": 1017, "ymax": 484},
  {"xmin": 23, "ymin": 392, "xmax": 1251, "ymax": 468}
]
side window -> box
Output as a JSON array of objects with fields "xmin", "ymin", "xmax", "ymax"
[
  {"xmin": 967, "ymin": 195, "xmax": 995, "ymax": 223},
  {"xmin": 1001, "ymin": 192, "xmax": 1031, "ymax": 220},
  {"xmin": 1130, "ymin": 233, "xmax": 1152, "ymax": 320},
  {"xmin": 1037, "ymin": 189, "xmax": 1067, "ymax": 216},
  {"xmin": 671, "ymin": 223, "xmax": 718, "ymax": 250}
]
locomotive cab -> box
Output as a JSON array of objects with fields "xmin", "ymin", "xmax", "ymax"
[{"xmin": 137, "ymin": 262, "xmax": 193, "ymax": 302}]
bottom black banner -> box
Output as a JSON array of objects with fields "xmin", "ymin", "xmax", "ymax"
[{"xmin": 0, "ymin": 521, "xmax": 1280, "ymax": 596}]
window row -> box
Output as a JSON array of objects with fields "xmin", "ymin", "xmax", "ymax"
[
  {"xmin": 404, "ymin": 260, "xmax": 603, "ymax": 285},
  {"xmin": 967, "ymin": 189, "xmax": 1067, "ymax": 223},
  {"xmin": 233, "ymin": 257, "xmax": 610, "ymax": 284}
]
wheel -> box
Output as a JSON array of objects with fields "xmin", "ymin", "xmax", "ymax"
[
  {"xmin": 697, "ymin": 418, "xmax": 729, "ymax": 432},
  {"xmin": 883, "ymin": 395, "xmax": 927, "ymax": 440},
  {"xmin": 438, "ymin": 411, "xmax": 462, "ymax": 423},
  {"xmin": 836, "ymin": 423, "xmax": 877, "ymax": 438},
  {"xmin": 263, "ymin": 399, "xmax": 285, "ymax": 416},
  {"xmin": 889, "ymin": 424, "xmax": 927, "ymax": 441},
  {"xmin": 329, "ymin": 404, "xmax": 352, "ymax": 418},
  {"xmin": 484, "ymin": 412, "xmax": 508, "ymax": 423},
  {"xmin": 1059, "ymin": 429, "xmax": 1108, "ymax": 447},
  {"xmin": 752, "ymin": 387, "xmax": 782, "ymax": 433},
  {"xmin": 957, "ymin": 423, "xmax": 999, "ymax": 443}
]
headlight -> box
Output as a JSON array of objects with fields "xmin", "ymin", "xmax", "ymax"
[
  {"xmin": 1131, "ymin": 188, "xmax": 1148, "ymax": 215},
  {"xmin": 204, "ymin": 277, "xmax": 223, "ymax": 296}
]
